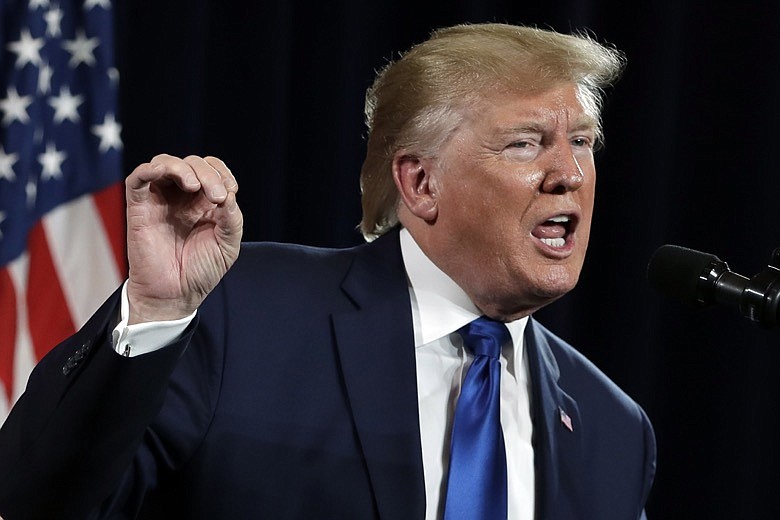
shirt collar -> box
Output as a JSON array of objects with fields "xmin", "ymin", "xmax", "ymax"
[{"xmin": 399, "ymin": 228, "xmax": 528, "ymax": 349}]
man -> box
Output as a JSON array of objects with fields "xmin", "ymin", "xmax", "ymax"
[{"xmin": 0, "ymin": 23, "xmax": 655, "ymax": 519}]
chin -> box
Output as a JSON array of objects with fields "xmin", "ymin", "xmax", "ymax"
[
  {"xmin": 480, "ymin": 276, "xmax": 577, "ymax": 320},
  {"xmin": 530, "ymin": 268, "xmax": 581, "ymax": 301}
]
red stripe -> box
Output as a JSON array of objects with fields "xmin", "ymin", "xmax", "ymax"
[
  {"xmin": 93, "ymin": 181, "xmax": 128, "ymax": 276},
  {"xmin": 26, "ymin": 223, "xmax": 76, "ymax": 360},
  {"xmin": 0, "ymin": 267, "xmax": 16, "ymax": 404}
]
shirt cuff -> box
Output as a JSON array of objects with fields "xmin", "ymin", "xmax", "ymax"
[{"xmin": 111, "ymin": 282, "xmax": 196, "ymax": 357}]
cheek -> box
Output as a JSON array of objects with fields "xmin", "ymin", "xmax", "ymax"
[
  {"xmin": 584, "ymin": 174, "xmax": 597, "ymax": 207},
  {"xmin": 580, "ymin": 201, "xmax": 595, "ymax": 246}
]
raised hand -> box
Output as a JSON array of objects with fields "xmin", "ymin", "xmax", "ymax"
[{"xmin": 124, "ymin": 154, "xmax": 243, "ymax": 324}]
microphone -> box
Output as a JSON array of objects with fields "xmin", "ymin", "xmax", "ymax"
[{"xmin": 647, "ymin": 244, "xmax": 780, "ymax": 327}]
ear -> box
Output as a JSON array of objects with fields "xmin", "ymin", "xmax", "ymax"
[{"xmin": 392, "ymin": 152, "xmax": 439, "ymax": 222}]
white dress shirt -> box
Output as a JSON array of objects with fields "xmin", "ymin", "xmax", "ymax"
[
  {"xmin": 400, "ymin": 229, "xmax": 535, "ymax": 520},
  {"xmin": 113, "ymin": 229, "xmax": 535, "ymax": 519}
]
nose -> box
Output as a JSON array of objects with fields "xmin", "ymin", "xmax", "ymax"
[{"xmin": 541, "ymin": 148, "xmax": 586, "ymax": 195}]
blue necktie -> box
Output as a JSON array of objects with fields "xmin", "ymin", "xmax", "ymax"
[{"xmin": 444, "ymin": 316, "xmax": 509, "ymax": 520}]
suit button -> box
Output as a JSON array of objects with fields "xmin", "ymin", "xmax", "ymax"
[{"xmin": 62, "ymin": 341, "xmax": 92, "ymax": 375}]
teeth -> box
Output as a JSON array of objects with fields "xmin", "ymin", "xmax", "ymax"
[
  {"xmin": 547, "ymin": 215, "xmax": 570, "ymax": 223},
  {"xmin": 541, "ymin": 238, "xmax": 566, "ymax": 247}
]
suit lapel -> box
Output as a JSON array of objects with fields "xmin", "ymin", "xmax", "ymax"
[
  {"xmin": 331, "ymin": 230, "xmax": 426, "ymax": 519},
  {"xmin": 525, "ymin": 318, "xmax": 584, "ymax": 519}
]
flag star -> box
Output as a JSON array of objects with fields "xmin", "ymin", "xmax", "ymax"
[
  {"xmin": 39, "ymin": 142, "xmax": 67, "ymax": 180},
  {"xmin": 49, "ymin": 86, "xmax": 84, "ymax": 123},
  {"xmin": 0, "ymin": 87, "xmax": 33, "ymax": 126},
  {"xmin": 0, "ymin": 146, "xmax": 19, "ymax": 182},
  {"xmin": 44, "ymin": 6, "xmax": 64, "ymax": 37},
  {"xmin": 26, "ymin": 179, "xmax": 38, "ymax": 207},
  {"xmin": 62, "ymin": 30, "xmax": 99, "ymax": 68},
  {"xmin": 108, "ymin": 67, "xmax": 120, "ymax": 85},
  {"xmin": 84, "ymin": 0, "xmax": 111, "ymax": 9},
  {"xmin": 92, "ymin": 113, "xmax": 122, "ymax": 152},
  {"xmin": 38, "ymin": 61, "xmax": 54, "ymax": 94},
  {"xmin": 29, "ymin": 0, "xmax": 50, "ymax": 9},
  {"xmin": 7, "ymin": 28, "xmax": 44, "ymax": 69}
]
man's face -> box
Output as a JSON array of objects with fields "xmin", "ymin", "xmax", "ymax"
[{"xmin": 421, "ymin": 83, "xmax": 597, "ymax": 319}]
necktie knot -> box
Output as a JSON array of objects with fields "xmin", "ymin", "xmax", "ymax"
[{"xmin": 457, "ymin": 316, "xmax": 510, "ymax": 360}]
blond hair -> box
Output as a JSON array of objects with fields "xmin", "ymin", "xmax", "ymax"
[{"xmin": 359, "ymin": 23, "xmax": 625, "ymax": 240}]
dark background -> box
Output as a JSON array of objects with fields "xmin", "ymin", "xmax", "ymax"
[{"xmin": 115, "ymin": 1, "xmax": 780, "ymax": 518}]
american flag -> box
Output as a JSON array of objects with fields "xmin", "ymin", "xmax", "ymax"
[{"xmin": 0, "ymin": 0, "xmax": 126, "ymax": 423}]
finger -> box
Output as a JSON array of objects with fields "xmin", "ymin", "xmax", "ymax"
[
  {"xmin": 211, "ymin": 191, "xmax": 243, "ymax": 268},
  {"xmin": 150, "ymin": 154, "xmax": 204, "ymax": 191},
  {"xmin": 215, "ymin": 190, "xmax": 244, "ymax": 242},
  {"xmin": 183, "ymin": 155, "xmax": 228, "ymax": 204},
  {"xmin": 204, "ymin": 156, "xmax": 238, "ymax": 194},
  {"xmin": 127, "ymin": 154, "xmax": 202, "ymax": 195}
]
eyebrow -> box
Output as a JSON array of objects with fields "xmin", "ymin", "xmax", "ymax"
[{"xmin": 494, "ymin": 116, "xmax": 598, "ymax": 136}]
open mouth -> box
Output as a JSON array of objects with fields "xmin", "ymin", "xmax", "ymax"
[{"xmin": 531, "ymin": 214, "xmax": 576, "ymax": 249}]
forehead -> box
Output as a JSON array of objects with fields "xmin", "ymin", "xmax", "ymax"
[{"xmin": 466, "ymin": 83, "xmax": 597, "ymax": 133}]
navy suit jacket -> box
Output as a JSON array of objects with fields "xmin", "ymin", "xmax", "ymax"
[{"xmin": 0, "ymin": 229, "xmax": 655, "ymax": 519}]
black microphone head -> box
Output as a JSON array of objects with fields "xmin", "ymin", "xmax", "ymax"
[{"xmin": 647, "ymin": 244, "xmax": 723, "ymax": 304}]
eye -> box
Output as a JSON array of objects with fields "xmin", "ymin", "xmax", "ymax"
[
  {"xmin": 506, "ymin": 135, "xmax": 542, "ymax": 150},
  {"xmin": 571, "ymin": 136, "xmax": 593, "ymax": 148},
  {"xmin": 502, "ymin": 136, "xmax": 542, "ymax": 161}
]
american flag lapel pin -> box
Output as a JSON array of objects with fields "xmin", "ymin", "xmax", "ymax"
[{"xmin": 558, "ymin": 407, "xmax": 574, "ymax": 432}]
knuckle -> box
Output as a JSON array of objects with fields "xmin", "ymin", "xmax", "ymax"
[{"xmin": 151, "ymin": 153, "xmax": 174, "ymax": 162}]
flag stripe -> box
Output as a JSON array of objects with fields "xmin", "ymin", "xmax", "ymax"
[
  {"xmin": 8, "ymin": 254, "xmax": 37, "ymax": 407},
  {"xmin": 0, "ymin": 267, "xmax": 16, "ymax": 406},
  {"xmin": 93, "ymin": 181, "xmax": 127, "ymax": 273},
  {"xmin": 43, "ymin": 191, "xmax": 123, "ymax": 326},
  {"xmin": 26, "ymin": 223, "xmax": 76, "ymax": 361}
]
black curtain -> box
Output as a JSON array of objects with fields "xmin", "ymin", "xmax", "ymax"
[{"xmin": 115, "ymin": 1, "xmax": 780, "ymax": 518}]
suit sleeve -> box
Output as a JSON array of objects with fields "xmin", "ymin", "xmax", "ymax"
[
  {"xmin": 0, "ymin": 289, "xmax": 201, "ymax": 520},
  {"xmin": 638, "ymin": 402, "xmax": 657, "ymax": 519}
]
